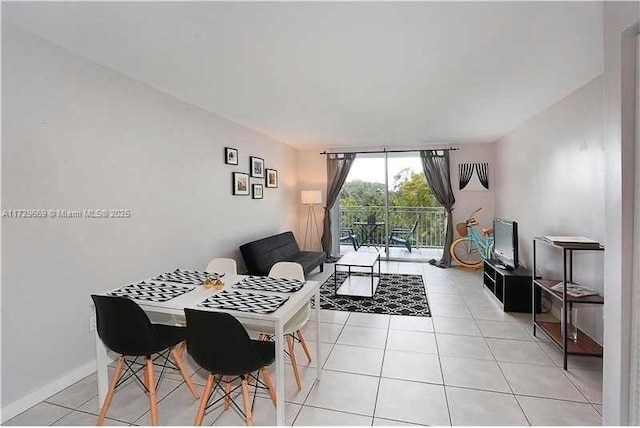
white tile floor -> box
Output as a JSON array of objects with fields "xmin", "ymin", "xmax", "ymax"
[{"xmin": 5, "ymin": 262, "xmax": 603, "ymax": 426}]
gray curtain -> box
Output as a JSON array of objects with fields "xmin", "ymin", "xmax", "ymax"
[
  {"xmin": 420, "ymin": 150, "xmax": 456, "ymax": 268},
  {"xmin": 321, "ymin": 153, "xmax": 356, "ymax": 254}
]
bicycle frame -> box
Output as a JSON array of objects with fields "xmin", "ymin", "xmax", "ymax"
[
  {"xmin": 465, "ymin": 224, "xmax": 494, "ymax": 261},
  {"xmin": 450, "ymin": 207, "xmax": 495, "ymax": 268}
]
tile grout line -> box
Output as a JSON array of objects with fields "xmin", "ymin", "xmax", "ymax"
[
  {"xmin": 432, "ymin": 327, "xmax": 453, "ymax": 426},
  {"xmin": 292, "ymin": 312, "xmax": 348, "ymax": 425},
  {"xmin": 39, "ymin": 403, "xmax": 74, "ymax": 426},
  {"xmin": 130, "ymin": 374, "xmax": 187, "ymax": 425},
  {"xmin": 369, "ymin": 315, "xmax": 391, "ymax": 426},
  {"xmin": 483, "ymin": 327, "xmax": 532, "ymax": 426}
]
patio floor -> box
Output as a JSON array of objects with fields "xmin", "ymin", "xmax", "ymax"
[{"xmin": 339, "ymin": 244, "xmax": 444, "ymax": 262}]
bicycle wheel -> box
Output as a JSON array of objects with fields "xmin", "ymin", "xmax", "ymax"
[{"xmin": 450, "ymin": 238, "xmax": 483, "ymax": 268}]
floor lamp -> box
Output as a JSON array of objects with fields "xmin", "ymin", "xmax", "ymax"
[{"xmin": 301, "ymin": 190, "xmax": 322, "ymax": 251}]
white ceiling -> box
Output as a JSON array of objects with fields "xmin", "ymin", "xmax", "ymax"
[{"xmin": 3, "ymin": 2, "xmax": 603, "ymax": 149}]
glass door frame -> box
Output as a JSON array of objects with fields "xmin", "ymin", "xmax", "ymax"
[{"xmin": 334, "ymin": 151, "xmax": 435, "ymax": 263}]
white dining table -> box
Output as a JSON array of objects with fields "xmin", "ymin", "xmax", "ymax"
[{"xmin": 93, "ymin": 273, "xmax": 322, "ymax": 426}]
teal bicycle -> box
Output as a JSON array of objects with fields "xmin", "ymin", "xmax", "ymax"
[{"xmin": 449, "ymin": 208, "xmax": 494, "ymax": 268}]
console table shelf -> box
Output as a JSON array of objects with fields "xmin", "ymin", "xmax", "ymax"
[
  {"xmin": 532, "ymin": 237, "xmax": 604, "ymax": 370},
  {"xmin": 533, "ymin": 279, "xmax": 605, "ymax": 304},
  {"xmin": 536, "ymin": 321, "xmax": 603, "ymax": 357}
]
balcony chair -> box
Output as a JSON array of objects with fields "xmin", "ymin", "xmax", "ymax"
[
  {"xmin": 339, "ymin": 227, "xmax": 359, "ymax": 251},
  {"xmin": 91, "ymin": 295, "xmax": 200, "ymax": 426},
  {"xmin": 185, "ymin": 309, "xmax": 277, "ymax": 426},
  {"xmin": 388, "ymin": 217, "xmax": 419, "ymax": 253},
  {"xmin": 242, "ymin": 262, "xmax": 311, "ymax": 391}
]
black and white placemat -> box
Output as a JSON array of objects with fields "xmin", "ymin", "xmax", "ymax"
[
  {"xmin": 233, "ymin": 276, "xmax": 305, "ymax": 293},
  {"xmin": 198, "ymin": 290, "xmax": 289, "ymax": 314},
  {"xmin": 151, "ymin": 269, "xmax": 210, "ymax": 285},
  {"xmin": 108, "ymin": 281, "xmax": 194, "ymax": 302}
]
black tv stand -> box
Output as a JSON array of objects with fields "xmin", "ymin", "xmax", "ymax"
[
  {"xmin": 483, "ymin": 259, "xmax": 539, "ymax": 312},
  {"xmin": 493, "ymin": 260, "xmax": 511, "ymax": 270}
]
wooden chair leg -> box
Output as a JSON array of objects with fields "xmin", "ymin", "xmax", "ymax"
[
  {"xmin": 286, "ymin": 335, "xmax": 302, "ymax": 391},
  {"xmin": 260, "ymin": 367, "xmax": 277, "ymax": 407},
  {"xmin": 194, "ymin": 374, "xmax": 214, "ymax": 426},
  {"xmin": 224, "ymin": 376, "xmax": 231, "ymax": 410},
  {"xmin": 170, "ymin": 348, "xmax": 200, "ymax": 399},
  {"xmin": 96, "ymin": 356, "xmax": 124, "ymax": 426},
  {"xmin": 178, "ymin": 340, "xmax": 187, "ymax": 357},
  {"xmin": 145, "ymin": 357, "xmax": 159, "ymax": 426},
  {"xmin": 241, "ymin": 376, "xmax": 253, "ymax": 426},
  {"xmin": 296, "ymin": 329, "xmax": 313, "ymax": 364}
]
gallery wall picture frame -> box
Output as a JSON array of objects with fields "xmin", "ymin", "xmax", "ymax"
[
  {"xmin": 232, "ymin": 172, "xmax": 250, "ymax": 195},
  {"xmin": 252, "ymin": 184, "xmax": 264, "ymax": 199},
  {"xmin": 250, "ymin": 156, "xmax": 265, "ymax": 178},
  {"xmin": 265, "ymin": 168, "xmax": 278, "ymax": 188},
  {"xmin": 225, "ymin": 147, "xmax": 239, "ymax": 165}
]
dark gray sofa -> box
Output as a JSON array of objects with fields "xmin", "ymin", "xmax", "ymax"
[{"xmin": 239, "ymin": 231, "xmax": 326, "ymax": 276}]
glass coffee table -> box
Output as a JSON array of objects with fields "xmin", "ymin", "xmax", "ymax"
[{"xmin": 334, "ymin": 251, "xmax": 381, "ymax": 298}]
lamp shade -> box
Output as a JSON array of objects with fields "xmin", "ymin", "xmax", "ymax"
[{"xmin": 301, "ymin": 190, "xmax": 322, "ymax": 205}]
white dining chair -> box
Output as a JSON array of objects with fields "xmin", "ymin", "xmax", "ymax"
[
  {"xmin": 205, "ymin": 257, "xmax": 237, "ymax": 275},
  {"xmin": 173, "ymin": 258, "xmax": 238, "ymax": 326},
  {"xmin": 244, "ymin": 262, "xmax": 312, "ymax": 390},
  {"xmin": 269, "ymin": 261, "xmax": 305, "ymax": 281}
]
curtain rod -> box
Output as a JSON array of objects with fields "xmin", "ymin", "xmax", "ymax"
[{"xmin": 320, "ymin": 147, "xmax": 459, "ymax": 155}]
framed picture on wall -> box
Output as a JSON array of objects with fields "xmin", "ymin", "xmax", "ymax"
[
  {"xmin": 250, "ymin": 156, "xmax": 265, "ymax": 178},
  {"xmin": 225, "ymin": 147, "xmax": 239, "ymax": 165},
  {"xmin": 265, "ymin": 168, "xmax": 278, "ymax": 188},
  {"xmin": 458, "ymin": 162, "xmax": 489, "ymax": 191},
  {"xmin": 252, "ymin": 184, "xmax": 264, "ymax": 199},
  {"xmin": 232, "ymin": 172, "xmax": 250, "ymax": 195}
]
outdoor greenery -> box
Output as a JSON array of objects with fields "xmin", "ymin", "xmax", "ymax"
[
  {"xmin": 340, "ymin": 172, "xmax": 440, "ymax": 213},
  {"xmin": 339, "ymin": 172, "xmax": 445, "ymax": 248}
]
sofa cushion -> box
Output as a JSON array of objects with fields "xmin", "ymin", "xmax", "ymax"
[
  {"xmin": 240, "ymin": 232, "xmax": 300, "ymax": 275},
  {"xmin": 284, "ymin": 251, "xmax": 327, "ymax": 275},
  {"xmin": 239, "ymin": 231, "xmax": 325, "ymax": 276}
]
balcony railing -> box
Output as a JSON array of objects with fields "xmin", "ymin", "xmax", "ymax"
[{"xmin": 339, "ymin": 205, "xmax": 445, "ymax": 249}]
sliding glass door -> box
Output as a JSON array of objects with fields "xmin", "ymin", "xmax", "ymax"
[
  {"xmin": 335, "ymin": 152, "xmax": 444, "ymax": 262},
  {"xmin": 337, "ymin": 155, "xmax": 388, "ymax": 259}
]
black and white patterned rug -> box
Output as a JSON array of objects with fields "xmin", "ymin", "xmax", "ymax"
[{"xmin": 316, "ymin": 272, "xmax": 430, "ymax": 316}]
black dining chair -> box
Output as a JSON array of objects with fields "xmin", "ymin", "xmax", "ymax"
[
  {"xmin": 185, "ymin": 309, "xmax": 277, "ymax": 426},
  {"xmin": 91, "ymin": 295, "xmax": 200, "ymax": 426}
]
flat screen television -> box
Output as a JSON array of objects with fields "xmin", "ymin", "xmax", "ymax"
[{"xmin": 493, "ymin": 218, "xmax": 519, "ymax": 270}]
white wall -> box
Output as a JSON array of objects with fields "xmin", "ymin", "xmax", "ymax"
[
  {"xmin": 297, "ymin": 149, "xmax": 327, "ymax": 251},
  {"xmin": 602, "ymin": 2, "xmax": 639, "ymax": 424},
  {"xmin": 449, "ymin": 144, "xmax": 495, "ymax": 233},
  {"xmin": 1, "ymin": 24, "xmax": 298, "ymax": 416},
  {"xmin": 494, "ymin": 77, "xmax": 605, "ymax": 343}
]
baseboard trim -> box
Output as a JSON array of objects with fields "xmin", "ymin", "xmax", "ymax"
[{"xmin": 1, "ymin": 360, "xmax": 97, "ymax": 423}]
